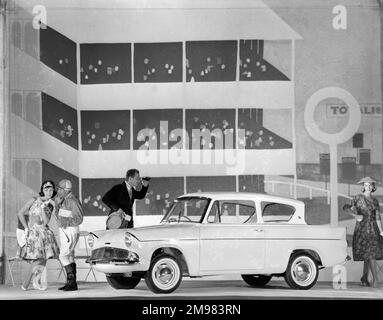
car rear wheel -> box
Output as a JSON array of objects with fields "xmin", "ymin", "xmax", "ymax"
[
  {"xmin": 284, "ymin": 253, "xmax": 319, "ymax": 290},
  {"xmin": 241, "ymin": 275, "xmax": 272, "ymax": 287},
  {"xmin": 106, "ymin": 273, "xmax": 141, "ymax": 290},
  {"xmin": 145, "ymin": 254, "xmax": 182, "ymax": 294}
]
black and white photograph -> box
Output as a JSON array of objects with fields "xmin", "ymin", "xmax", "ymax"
[{"xmin": 0, "ymin": 0, "xmax": 382, "ymax": 313}]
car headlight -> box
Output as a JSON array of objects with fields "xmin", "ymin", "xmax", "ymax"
[
  {"xmin": 88, "ymin": 234, "xmax": 94, "ymax": 248},
  {"xmin": 125, "ymin": 232, "xmax": 132, "ymax": 247}
]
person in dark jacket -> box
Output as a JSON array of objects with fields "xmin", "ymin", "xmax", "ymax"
[{"xmin": 102, "ymin": 169, "xmax": 149, "ymax": 229}]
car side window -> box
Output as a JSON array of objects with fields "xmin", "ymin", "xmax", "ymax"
[
  {"xmin": 207, "ymin": 200, "xmax": 256, "ymax": 224},
  {"xmin": 261, "ymin": 202, "xmax": 295, "ymax": 222}
]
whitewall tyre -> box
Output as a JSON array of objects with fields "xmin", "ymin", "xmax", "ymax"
[
  {"xmin": 145, "ymin": 254, "xmax": 182, "ymax": 294},
  {"xmin": 284, "ymin": 253, "xmax": 319, "ymax": 290}
]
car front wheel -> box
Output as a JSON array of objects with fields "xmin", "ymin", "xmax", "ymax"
[
  {"xmin": 106, "ymin": 273, "xmax": 141, "ymax": 290},
  {"xmin": 145, "ymin": 254, "xmax": 182, "ymax": 294},
  {"xmin": 241, "ymin": 274, "xmax": 272, "ymax": 287},
  {"xmin": 284, "ymin": 253, "xmax": 319, "ymax": 290}
]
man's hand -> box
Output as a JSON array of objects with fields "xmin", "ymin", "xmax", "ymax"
[
  {"xmin": 355, "ymin": 215, "xmax": 363, "ymax": 222},
  {"xmin": 141, "ymin": 179, "xmax": 149, "ymax": 187},
  {"xmin": 115, "ymin": 208, "xmax": 131, "ymax": 222}
]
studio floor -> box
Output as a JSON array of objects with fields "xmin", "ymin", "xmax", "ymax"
[{"xmin": 1, "ymin": 279, "xmax": 383, "ymax": 300}]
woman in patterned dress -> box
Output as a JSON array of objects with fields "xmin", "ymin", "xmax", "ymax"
[
  {"xmin": 344, "ymin": 177, "xmax": 383, "ymax": 288},
  {"xmin": 17, "ymin": 180, "xmax": 60, "ymax": 290}
]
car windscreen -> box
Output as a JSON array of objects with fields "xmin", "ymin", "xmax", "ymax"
[{"xmin": 161, "ymin": 197, "xmax": 211, "ymax": 223}]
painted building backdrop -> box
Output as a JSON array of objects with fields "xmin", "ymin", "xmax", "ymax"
[{"xmin": 3, "ymin": 0, "xmax": 382, "ymax": 283}]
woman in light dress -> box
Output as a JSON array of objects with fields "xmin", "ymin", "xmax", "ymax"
[{"xmin": 17, "ymin": 180, "xmax": 60, "ymax": 290}]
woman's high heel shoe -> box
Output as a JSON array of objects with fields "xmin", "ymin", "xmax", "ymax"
[
  {"xmin": 32, "ymin": 268, "xmax": 47, "ymax": 291},
  {"xmin": 361, "ymin": 276, "xmax": 370, "ymax": 287}
]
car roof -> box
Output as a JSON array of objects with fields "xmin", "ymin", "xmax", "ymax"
[{"xmin": 179, "ymin": 192, "xmax": 304, "ymax": 206}]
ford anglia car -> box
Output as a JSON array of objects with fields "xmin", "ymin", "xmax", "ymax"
[{"xmin": 87, "ymin": 192, "xmax": 348, "ymax": 293}]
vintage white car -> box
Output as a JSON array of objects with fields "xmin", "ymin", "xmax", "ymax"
[{"xmin": 87, "ymin": 192, "xmax": 349, "ymax": 294}]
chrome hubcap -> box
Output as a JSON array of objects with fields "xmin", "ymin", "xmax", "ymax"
[
  {"xmin": 155, "ymin": 264, "xmax": 173, "ymax": 284},
  {"xmin": 152, "ymin": 258, "xmax": 180, "ymax": 290},
  {"xmin": 291, "ymin": 257, "xmax": 316, "ymax": 286}
]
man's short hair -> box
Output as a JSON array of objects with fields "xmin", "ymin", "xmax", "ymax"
[{"xmin": 126, "ymin": 169, "xmax": 139, "ymax": 180}]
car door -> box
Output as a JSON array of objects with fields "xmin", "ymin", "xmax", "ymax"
[
  {"xmin": 260, "ymin": 200, "xmax": 298, "ymax": 271},
  {"xmin": 199, "ymin": 200, "xmax": 265, "ymax": 273}
]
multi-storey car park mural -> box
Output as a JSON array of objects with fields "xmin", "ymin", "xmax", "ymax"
[{"xmin": 1, "ymin": 0, "xmax": 381, "ymax": 283}]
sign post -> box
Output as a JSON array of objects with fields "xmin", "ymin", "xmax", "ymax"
[
  {"xmin": 341, "ymin": 157, "xmax": 356, "ymax": 195},
  {"xmin": 305, "ymin": 87, "xmax": 361, "ymax": 227},
  {"xmin": 320, "ymin": 153, "xmax": 330, "ymax": 190}
]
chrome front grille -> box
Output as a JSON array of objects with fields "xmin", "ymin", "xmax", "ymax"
[{"xmin": 89, "ymin": 247, "xmax": 130, "ymax": 262}]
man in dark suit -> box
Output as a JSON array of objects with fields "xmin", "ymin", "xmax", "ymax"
[{"xmin": 102, "ymin": 169, "xmax": 149, "ymax": 229}]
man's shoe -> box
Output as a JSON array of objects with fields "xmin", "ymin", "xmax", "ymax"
[
  {"xmin": 59, "ymin": 264, "xmax": 72, "ymax": 290},
  {"xmin": 63, "ymin": 282, "xmax": 78, "ymax": 291},
  {"xmin": 63, "ymin": 275, "xmax": 78, "ymax": 291},
  {"xmin": 63, "ymin": 265, "xmax": 78, "ymax": 291},
  {"xmin": 58, "ymin": 283, "xmax": 69, "ymax": 290}
]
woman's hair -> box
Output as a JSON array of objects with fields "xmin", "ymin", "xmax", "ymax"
[
  {"xmin": 39, "ymin": 180, "xmax": 57, "ymax": 198},
  {"xmin": 362, "ymin": 182, "xmax": 377, "ymax": 193}
]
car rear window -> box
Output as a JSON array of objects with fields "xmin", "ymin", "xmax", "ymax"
[{"xmin": 261, "ymin": 202, "xmax": 295, "ymax": 222}]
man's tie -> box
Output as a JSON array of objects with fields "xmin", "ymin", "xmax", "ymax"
[{"xmin": 128, "ymin": 187, "xmax": 132, "ymax": 200}]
